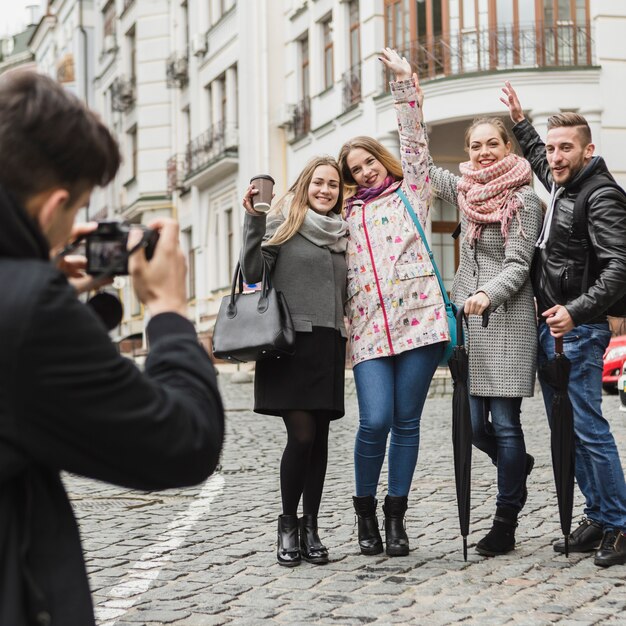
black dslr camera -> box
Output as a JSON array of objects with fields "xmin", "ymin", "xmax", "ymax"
[{"xmin": 86, "ymin": 220, "xmax": 159, "ymax": 276}]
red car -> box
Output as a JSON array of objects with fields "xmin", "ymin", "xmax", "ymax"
[{"xmin": 603, "ymin": 335, "xmax": 626, "ymax": 394}]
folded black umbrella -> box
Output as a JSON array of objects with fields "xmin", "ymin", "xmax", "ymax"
[
  {"xmin": 539, "ymin": 335, "xmax": 575, "ymax": 556},
  {"xmin": 447, "ymin": 306, "xmax": 488, "ymax": 561}
]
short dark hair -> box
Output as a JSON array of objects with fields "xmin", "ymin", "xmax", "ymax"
[
  {"xmin": 0, "ymin": 71, "xmax": 120, "ymax": 206},
  {"xmin": 547, "ymin": 112, "xmax": 592, "ymax": 146}
]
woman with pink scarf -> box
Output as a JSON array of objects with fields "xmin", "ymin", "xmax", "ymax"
[{"xmin": 429, "ymin": 117, "xmax": 543, "ymax": 557}]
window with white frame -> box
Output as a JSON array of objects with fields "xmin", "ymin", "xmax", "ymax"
[
  {"xmin": 103, "ymin": 1, "xmax": 116, "ymax": 41},
  {"xmin": 127, "ymin": 125, "xmax": 137, "ymax": 181},
  {"xmin": 321, "ymin": 16, "xmax": 334, "ymax": 91},
  {"xmin": 126, "ymin": 25, "xmax": 136, "ymax": 81},
  {"xmin": 182, "ymin": 228, "xmax": 196, "ymax": 300},
  {"xmin": 300, "ymin": 34, "xmax": 310, "ymax": 100}
]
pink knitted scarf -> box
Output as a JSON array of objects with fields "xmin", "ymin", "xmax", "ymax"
[
  {"xmin": 456, "ymin": 154, "xmax": 531, "ymax": 245},
  {"xmin": 345, "ymin": 175, "xmax": 397, "ymax": 217}
]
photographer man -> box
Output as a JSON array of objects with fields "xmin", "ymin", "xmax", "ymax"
[
  {"xmin": 0, "ymin": 72, "xmax": 224, "ymax": 624},
  {"xmin": 502, "ymin": 82, "xmax": 626, "ymax": 567}
]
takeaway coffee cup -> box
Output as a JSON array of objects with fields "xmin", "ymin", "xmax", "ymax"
[{"xmin": 249, "ymin": 174, "xmax": 275, "ymax": 214}]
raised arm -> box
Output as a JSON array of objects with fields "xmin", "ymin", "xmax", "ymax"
[
  {"xmin": 239, "ymin": 185, "xmax": 281, "ymax": 284},
  {"xmin": 501, "ymin": 81, "xmax": 553, "ymax": 191},
  {"xmin": 428, "ymin": 158, "xmax": 460, "ymax": 207},
  {"xmin": 380, "ymin": 49, "xmax": 430, "ymax": 223}
]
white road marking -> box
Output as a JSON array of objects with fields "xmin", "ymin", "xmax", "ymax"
[{"xmin": 95, "ymin": 473, "xmax": 225, "ymax": 625}]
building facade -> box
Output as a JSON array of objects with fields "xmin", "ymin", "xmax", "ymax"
[
  {"xmin": 281, "ymin": 0, "xmax": 626, "ymax": 292},
  {"xmin": 5, "ymin": 0, "xmax": 626, "ymax": 343}
]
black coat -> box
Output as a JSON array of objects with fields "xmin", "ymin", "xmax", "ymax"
[
  {"xmin": 513, "ymin": 119, "xmax": 626, "ymax": 325},
  {"xmin": 0, "ymin": 187, "xmax": 224, "ymax": 626}
]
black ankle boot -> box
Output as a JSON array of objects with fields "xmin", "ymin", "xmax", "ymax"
[
  {"xmin": 299, "ymin": 514, "xmax": 329, "ymax": 564},
  {"xmin": 352, "ymin": 496, "xmax": 383, "ymax": 555},
  {"xmin": 383, "ymin": 495, "xmax": 409, "ymax": 557},
  {"xmin": 476, "ymin": 506, "xmax": 518, "ymax": 557},
  {"xmin": 277, "ymin": 514, "xmax": 301, "ymax": 567}
]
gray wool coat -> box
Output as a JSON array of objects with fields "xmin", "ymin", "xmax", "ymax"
[
  {"xmin": 429, "ymin": 165, "xmax": 544, "ymax": 397},
  {"xmin": 239, "ymin": 212, "xmax": 348, "ymax": 337}
]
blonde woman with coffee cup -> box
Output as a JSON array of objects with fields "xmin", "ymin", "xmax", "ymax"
[{"xmin": 240, "ymin": 156, "xmax": 348, "ymax": 567}]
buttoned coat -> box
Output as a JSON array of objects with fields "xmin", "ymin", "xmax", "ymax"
[
  {"xmin": 429, "ymin": 165, "xmax": 544, "ymax": 397},
  {"xmin": 345, "ymin": 80, "xmax": 449, "ymax": 367}
]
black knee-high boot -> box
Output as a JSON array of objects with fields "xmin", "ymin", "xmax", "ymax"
[
  {"xmin": 383, "ymin": 495, "xmax": 409, "ymax": 556},
  {"xmin": 299, "ymin": 514, "xmax": 329, "ymax": 564},
  {"xmin": 277, "ymin": 514, "xmax": 301, "ymax": 566},
  {"xmin": 352, "ymin": 496, "xmax": 383, "ymax": 555}
]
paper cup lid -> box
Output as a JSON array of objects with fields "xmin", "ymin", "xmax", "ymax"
[{"xmin": 250, "ymin": 174, "xmax": 275, "ymax": 184}]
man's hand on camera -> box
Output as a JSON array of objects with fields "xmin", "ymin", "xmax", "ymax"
[
  {"xmin": 128, "ymin": 218, "xmax": 188, "ymax": 317},
  {"xmin": 52, "ymin": 222, "xmax": 113, "ymax": 294}
]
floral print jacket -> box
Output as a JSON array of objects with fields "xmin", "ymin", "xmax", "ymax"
[{"xmin": 345, "ymin": 80, "xmax": 449, "ymax": 367}]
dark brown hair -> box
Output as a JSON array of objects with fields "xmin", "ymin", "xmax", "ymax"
[
  {"xmin": 0, "ymin": 71, "xmax": 120, "ymax": 205},
  {"xmin": 547, "ymin": 112, "xmax": 592, "ymax": 145},
  {"xmin": 464, "ymin": 117, "xmax": 512, "ymax": 152}
]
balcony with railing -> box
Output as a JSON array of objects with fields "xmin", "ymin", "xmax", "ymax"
[
  {"xmin": 110, "ymin": 75, "xmax": 136, "ymax": 113},
  {"xmin": 184, "ymin": 120, "xmax": 238, "ymax": 179},
  {"xmin": 166, "ymin": 154, "xmax": 187, "ymax": 194},
  {"xmin": 383, "ymin": 22, "xmax": 594, "ymax": 88},
  {"xmin": 342, "ymin": 64, "xmax": 362, "ymax": 112},
  {"xmin": 289, "ymin": 97, "xmax": 311, "ymax": 141},
  {"xmin": 166, "ymin": 52, "xmax": 189, "ymax": 89}
]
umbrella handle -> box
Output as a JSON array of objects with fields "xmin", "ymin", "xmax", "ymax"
[
  {"xmin": 455, "ymin": 303, "xmax": 490, "ymax": 343},
  {"xmin": 481, "ymin": 310, "xmax": 490, "ymax": 328},
  {"xmin": 555, "ymin": 336, "xmax": 564, "ymax": 354}
]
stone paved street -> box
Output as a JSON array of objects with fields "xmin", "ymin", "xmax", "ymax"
[{"xmin": 66, "ymin": 371, "xmax": 626, "ymax": 626}]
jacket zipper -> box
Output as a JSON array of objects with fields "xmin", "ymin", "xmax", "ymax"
[{"xmin": 361, "ymin": 199, "xmax": 395, "ymax": 354}]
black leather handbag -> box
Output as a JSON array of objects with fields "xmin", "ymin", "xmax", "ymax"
[{"xmin": 212, "ymin": 261, "xmax": 295, "ymax": 363}]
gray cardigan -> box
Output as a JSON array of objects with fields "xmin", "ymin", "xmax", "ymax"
[
  {"xmin": 240, "ymin": 212, "xmax": 348, "ymax": 337},
  {"xmin": 429, "ymin": 165, "xmax": 544, "ymax": 397}
]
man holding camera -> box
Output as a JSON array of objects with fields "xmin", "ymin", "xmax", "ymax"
[
  {"xmin": 502, "ymin": 82, "xmax": 626, "ymax": 567},
  {"xmin": 0, "ymin": 72, "xmax": 224, "ymax": 624}
]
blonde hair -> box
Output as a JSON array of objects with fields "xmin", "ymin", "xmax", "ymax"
[
  {"xmin": 265, "ymin": 156, "xmax": 343, "ymax": 247},
  {"xmin": 337, "ymin": 136, "xmax": 403, "ymax": 201}
]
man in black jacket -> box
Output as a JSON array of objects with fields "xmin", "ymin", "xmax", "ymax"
[
  {"xmin": 502, "ymin": 82, "xmax": 626, "ymax": 567},
  {"xmin": 0, "ymin": 73, "xmax": 224, "ymax": 624}
]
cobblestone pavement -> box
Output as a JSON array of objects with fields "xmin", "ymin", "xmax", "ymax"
[{"xmin": 65, "ymin": 371, "xmax": 626, "ymax": 626}]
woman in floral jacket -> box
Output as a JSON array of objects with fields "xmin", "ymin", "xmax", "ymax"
[{"xmin": 338, "ymin": 49, "xmax": 448, "ymax": 557}]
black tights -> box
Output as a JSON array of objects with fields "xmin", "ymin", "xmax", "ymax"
[{"xmin": 280, "ymin": 410, "xmax": 331, "ymax": 517}]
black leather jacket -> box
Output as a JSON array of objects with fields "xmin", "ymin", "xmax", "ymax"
[{"xmin": 513, "ymin": 119, "xmax": 626, "ymax": 326}]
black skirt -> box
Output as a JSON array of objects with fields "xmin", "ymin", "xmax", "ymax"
[{"xmin": 254, "ymin": 326, "xmax": 346, "ymax": 419}]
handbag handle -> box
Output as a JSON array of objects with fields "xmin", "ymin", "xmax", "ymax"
[
  {"xmin": 227, "ymin": 260, "xmax": 272, "ymax": 318},
  {"xmin": 395, "ymin": 188, "xmax": 451, "ymax": 307}
]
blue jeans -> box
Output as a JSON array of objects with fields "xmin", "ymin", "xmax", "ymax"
[
  {"xmin": 469, "ymin": 395, "xmax": 526, "ymax": 511},
  {"xmin": 353, "ymin": 342, "xmax": 444, "ymax": 497},
  {"xmin": 538, "ymin": 322, "xmax": 626, "ymax": 530}
]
